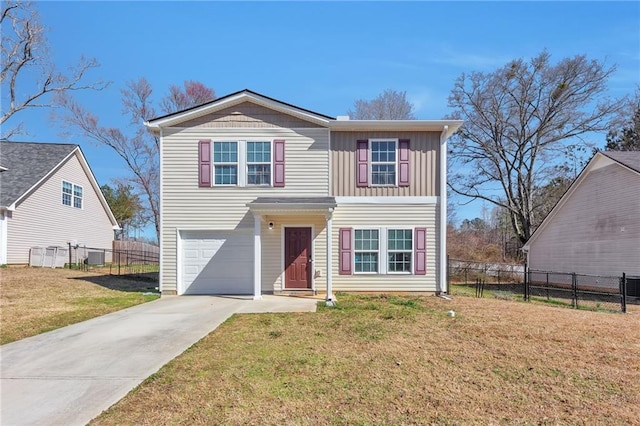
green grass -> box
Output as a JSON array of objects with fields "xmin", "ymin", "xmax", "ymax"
[
  {"xmin": 1, "ymin": 268, "xmax": 159, "ymax": 344},
  {"xmin": 91, "ymin": 293, "xmax": 640, "ymax": 425}
]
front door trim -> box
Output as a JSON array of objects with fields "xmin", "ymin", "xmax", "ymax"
[{"xmin": 281, "ymin": 224, "xmax": 314, "ymax": 290}]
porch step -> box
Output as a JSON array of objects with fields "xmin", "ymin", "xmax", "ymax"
[{"xmin": 275, "ymin": 290, "xmax": 317, "ymax": 297}]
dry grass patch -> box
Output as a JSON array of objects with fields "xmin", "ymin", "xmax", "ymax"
[
  {"xmin": 92, "ymin": 294, "xmax": 639, "ymax": 425},
  {"xmin": 0, "ymin": 267, "xmax": 158, "ymax": 344}
]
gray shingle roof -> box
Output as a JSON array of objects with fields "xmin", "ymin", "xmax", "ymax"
[
  {"xmin": 0, "ymin": 141, "xmax": 78, "ymax": 207},
  {"xmin": 602, "ymin": 151, "xmax": 640, "ymax": 173}
]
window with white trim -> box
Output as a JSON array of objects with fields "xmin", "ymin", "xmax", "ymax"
[
  {"xmin": 354, "ymin": 229, "xmax": 379, "ymax": 273},
  {"xmin": 354, "ymin": 227, "xmax": 413, "ymax": 274},
  {"xmin": 387, "ymin": 229, "xmax": 412, "ymax": 273},
  {"xmin": 213, "ymin": 142, "xmax": 238, "ymax": 185},
  {"xmin": 247, "ymin": 141, "xmax": 271, "ymax": 185},
  {"xmin": 62, "ymin": 180, "xmax": 83, "ymax": 209},
  {"xmin": 371, "ymin": 140, "xmax": 397, "ymax": 186}
]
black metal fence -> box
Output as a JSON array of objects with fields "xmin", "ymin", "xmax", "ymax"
[
  {"xmin": 447, "ymin": 257, "xmax": 636, "ymax": 313},
  {"xmin": 525, "ymin": 268, "xmax": 636, "ymax": 313},
  {"xmin": 67, "ymin": 244, "xmax": 159, "ymax": 282}
]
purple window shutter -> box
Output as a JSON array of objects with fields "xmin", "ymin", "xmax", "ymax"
[
  {"xmin": 273, "ymin": 139, "xmax": 285, "ymax": 187},
  {"xmin": 356, "ymin": 140, "xmax": 369, "ymax": 187},
  {"xmin": 414, "ymin": 227, "xmax": 427, "ymax": 275},
  {"xmin": 398, "ymin": 139, "xmax": 410, "ymax": 187},
  {"xmin": 198, "ymin": 139, "xmax": 211, "ymax": 187},
  {"xmin": 339, "ymin": 228, "xmax": 353, "ymax": 275}
]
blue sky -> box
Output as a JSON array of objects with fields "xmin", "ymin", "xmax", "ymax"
[{"xmin": 4, "ymin": 1, "xmax": 639, "ymax": 236}]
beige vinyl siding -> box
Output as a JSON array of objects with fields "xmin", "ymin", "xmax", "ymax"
[
  {"xmin": 528, "ymin": 162, "xmax": 640, "ymax": 276},
  {"xmin": 331, "ymin": 203, "xmax": 440, "ymax": 292},
  {"xmin": 179, "ymin": 102, "xmax": 324, "ymax": 129},
  {"xmin": 330, "ymin": 131, "xmax": 441, "ymax": 196},
  {"xmin": 260, "ymin": 214, "xmax": 328, "ymax": 293},
  {"xmin": 161, "ymin": 127, "xmax": 330, "ymax": 293},
  {"xmin": 6, "ymin": 153, "xmax": 114, "ymax": 264}
]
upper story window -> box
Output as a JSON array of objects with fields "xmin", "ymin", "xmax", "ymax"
[
  {"xmin": 201, "ymin": 139, "xmax": 285, "ymax": 188},
  {"xmin": 213, "ymin": 142, "xmax": 238, "ymax": 185},
  {"xmin": 62, "ymin": 180, "xmax": 83, "ymax": 209},
  {"xmin": 247, "ymin": 142, "xmax": 271, "ymax": 185},
  {"xmin": 356, "ymin": 138, "xmax": 410, "ymax": 188},
  {"xmin": 371, "ymin": 140, "xmax": 397, "ymax": 186}
]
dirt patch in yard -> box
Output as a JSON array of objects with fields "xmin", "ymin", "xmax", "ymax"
[
  {"xmin": 91, "ymin": 293, "xmax": 640, "ymax": 425},
  {"xmin": 0, "ymin": 267, "xmax": 158, "ymax": 344}
]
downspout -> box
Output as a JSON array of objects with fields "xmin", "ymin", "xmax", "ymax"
[{"xmin": 439, "ymin": 126, "xmax": 449, "ymax": 294}]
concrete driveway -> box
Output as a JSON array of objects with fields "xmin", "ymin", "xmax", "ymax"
[{"xmin": 0, "ymin": 295, "xmax": 317, "ymax": 426}]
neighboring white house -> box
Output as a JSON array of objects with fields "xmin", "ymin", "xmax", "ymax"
[
  {"xmin": 523, "ymin": 151, "xmax": 640, "ymax": 277},
  {"xmin": 144, "ymin": 89, "xmax": 462, "ymax": 299},
  {"xmin": 0, "ymin": 141, "xmax": 119, "ymax": 265}
]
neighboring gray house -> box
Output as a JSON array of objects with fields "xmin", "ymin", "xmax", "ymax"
[
  {"xmin": 0, "ymin": 141, "xmax": 119, "ymax": 265},
  {"xmin": 523, "ymin": 151, "xmax": 640, "ymax": 277},
  {"xmin": 144, "ymin": 89, "xmax": 462, "ymax": 299}
]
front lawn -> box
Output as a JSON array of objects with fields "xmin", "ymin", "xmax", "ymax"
[
  {"xmin": 92, "ymin": 293, "xmax": 639, "ymax": 425},
  {"xmin": 0, "ymin": 267, "xmax": 159, "ymax": 345}
]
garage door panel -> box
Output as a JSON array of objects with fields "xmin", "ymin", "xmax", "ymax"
[{"xmin": 180, "ymin": 231, "xmax": 253, "ymax": 295}]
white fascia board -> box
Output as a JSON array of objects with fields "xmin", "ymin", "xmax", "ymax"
[
  {"xmin": 523, "ymin": 152, "xmax": 605, "ymax": 250},
  {"xmin": 10, "ymin": 149, "xmax": 77, "ymax": 209},
  {"xmin": 145, "ymin": 92, "xmax": 332, "ymax": 129},
  {"xmin": 329, "ymin": 120, "xmax": 463, "ymax": 133},
  {"xmin": 335, "ymin": 196, "xmax": 438, "ymax": 204}
]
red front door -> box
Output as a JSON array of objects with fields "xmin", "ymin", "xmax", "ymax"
[{"xmin": 285, "ymin": 227, "xmax": 312, "ymax": 289}]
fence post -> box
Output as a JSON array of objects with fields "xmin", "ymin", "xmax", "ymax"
[
  {"xmin": 546, "ymin": 272, "xmax": 550, "ymax": 301},
  {"xmin": 571, "ymin": 273, "xmax": 577, "ymax": 308},
  {"xmin": 68, "ymin": 242, "xmax": 72, "ymax": 269},
  {"xmin": 523, "ymin": 263, "xmax": 528, "ymax": 301},
  {"xmin": 620, "ymin": 273, "xmax": 627, "ymax": 314}
]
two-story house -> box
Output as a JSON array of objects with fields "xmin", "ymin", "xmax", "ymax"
[{"xmin": 145, "ymin": 90, "xmax": 461, "ymax": 300}]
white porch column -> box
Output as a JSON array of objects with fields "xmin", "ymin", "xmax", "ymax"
[
  {"xmin": 253, "ymin": 213, "xmax": 262, "ymax": 300},
  {"xmin": 325, "ymin": 208, "xmax": 335, "ymax": 305}
]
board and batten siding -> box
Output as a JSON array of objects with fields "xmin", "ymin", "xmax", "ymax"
[
  {"xmin": 178, "ymin": 102, "xmax": 324, "ymax": 129},
  {"xmin": 331, "ymin": 203, "xmax": 440, "ymax": 292},
  {"xmin": 528, "ymin": 162, "xmax": 640, "ymax": 276},
  {"xmin": 330, "ymin": 131, "xmax": 441, "ymax": 197},
  {"xmin": 260, "ymin": 214, "xmax": 328, "ymax": 293},
  {"xmin": 161, "ymin": 127, "xmax": 330, "ymax": 293},
  {"xmin": 6, "ymin": 153, "xmax": 114, "ymax": 264}
]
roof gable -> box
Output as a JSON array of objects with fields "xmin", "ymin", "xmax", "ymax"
[
  {"xmin": 0, "ymin": 141, "xmax": 119, "ymax": 227},
  {"xmin": 145, "ymin": 89, "xmax": 334, "ymax": 129},
  {"xmin": 523, "ymin": 151, "xmax": 640, "ymax": 249},
  {"xmin": 0, "ymin": 142, "xmax": 77, "ymax": 207}
]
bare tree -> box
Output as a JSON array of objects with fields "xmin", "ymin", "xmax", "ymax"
[
  {"xmin": 159, "ymin": 80, "xmax": 215, "ymax": 114},
  {"xmin": 447, "ymin": 51, "xmax": 623, "ymax": 244},
  {"xmin": 348, "ymin": 89, "xmax": 415, "ymax": 119},
  {"xmin": 605, "ymin": 88, "xmax": 640, "ymax": 151},
  {"xmin": 59, "ymin": 78, "xmax": 215, "ymax": 241},
  {"xmin": 1, "ymin": 0, "xmax": 107, "ymax": 138}
]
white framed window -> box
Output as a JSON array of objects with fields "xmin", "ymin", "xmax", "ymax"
[
  {"xmin": 370, "ymin": 139, "xmax": 397, "ymax": 186},
  {"xmin": 354, "ymin": 227, "xmax": 413, "ymax": 274},
  {"xmin": 387, "ymin": 229, "xmax": 412, "ymax": 273},
  {"xmin": 213, "ymin": 142, "xmax": 238, "ymax": 185},
  {"xmin": 246, "ymin": 141, "xmax": 271, "ymax": 185},
  {"xmin": 354, "ymin": 229, "xmax": 379, "ymax": 273},
  {"xmin": 211, "ymin": 140, "xmax": 276, "ymax": 187},
  {"xmin": 62, "ymin": 180, "xmax": 83, "ymax": 209}
]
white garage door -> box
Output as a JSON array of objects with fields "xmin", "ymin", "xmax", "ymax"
[{"xmin": 180, "ymin": 231, "xmax": 253, "ymax": 295}]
